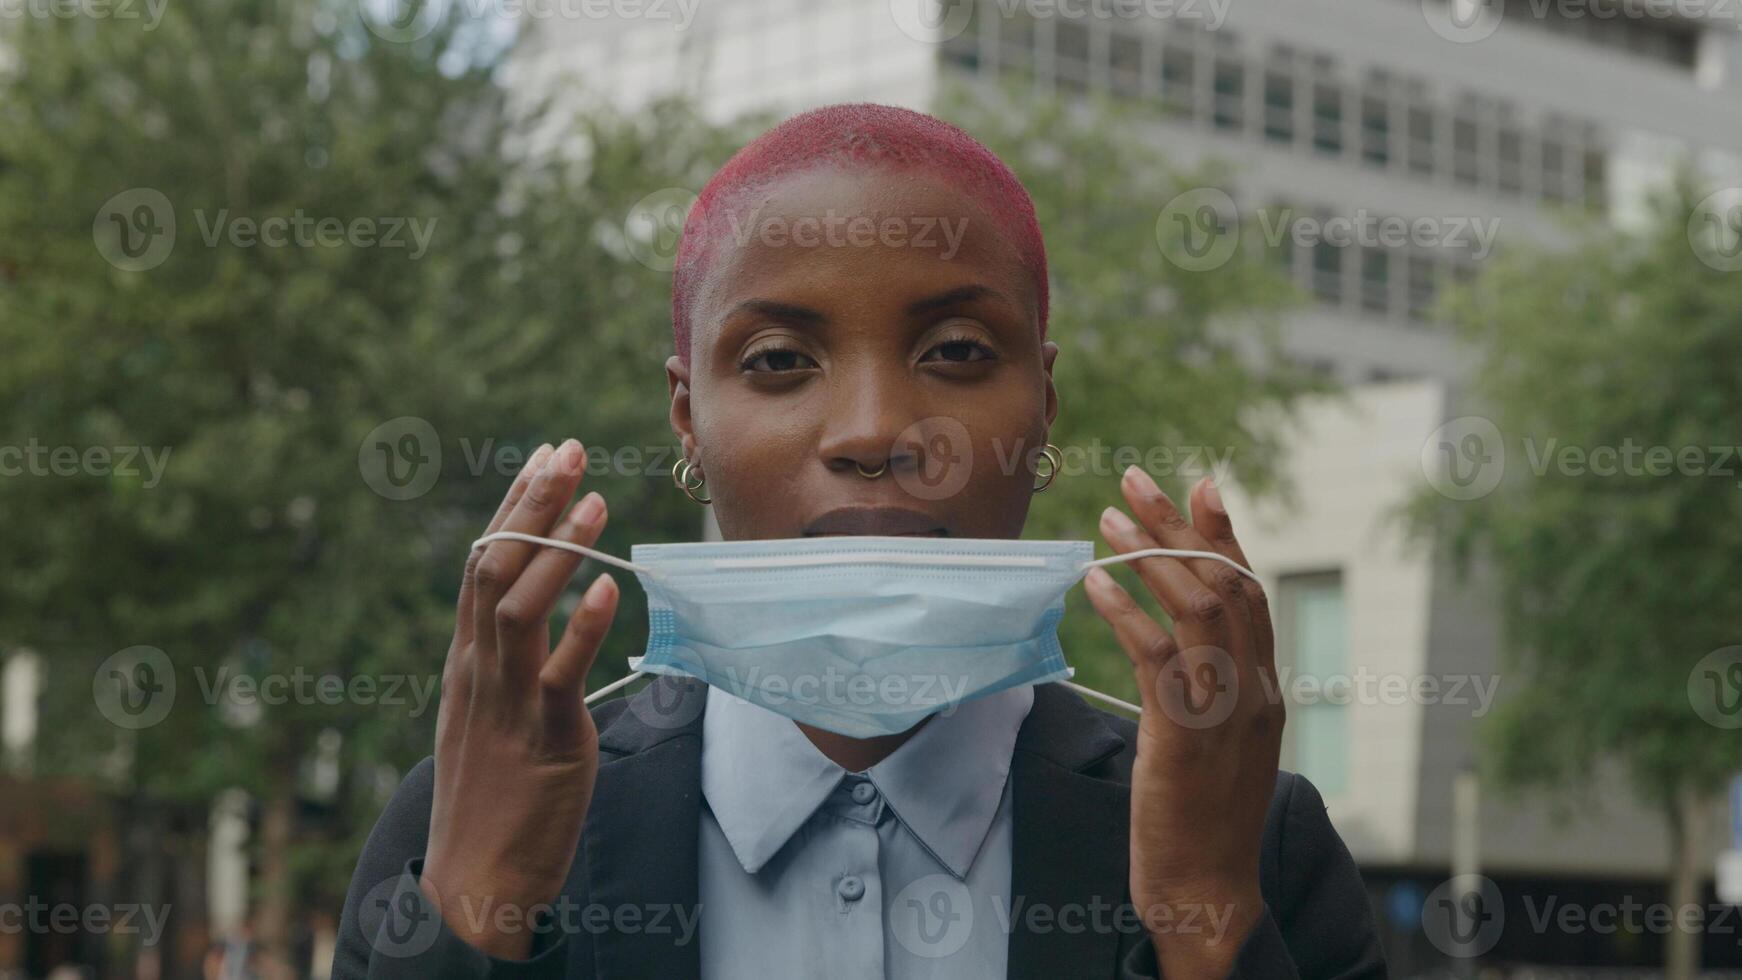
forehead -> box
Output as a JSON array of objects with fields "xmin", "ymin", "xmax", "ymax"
[{"xmin": 689, "ymin": 166, "xmax": 1037, "ymax": 343}]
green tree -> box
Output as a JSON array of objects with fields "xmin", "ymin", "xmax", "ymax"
[
  {"xmin": 0, "ymin": 1, "xmax": 746, "ymax": 970},
  {"xmin": 1408, "ymin": 180, "xmax": 1742, "ymax": 978}
]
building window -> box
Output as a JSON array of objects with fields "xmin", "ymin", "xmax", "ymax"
[
  {"xmin": 1312, "ymin": 79, "xmax": 1343, "ymax": 156},
  {"xmin": 1497, "ymin": 122, "xmax": 1524, "ymax": 195},
  {"xmin": 1054, "ymin": 19, "xmax": 1091, "ymax": 92},
  {"xmin": 1213, "ymin": 54, "xmax": 1244, "ymax": 131},
  {"xmin": 1360, "ymin": 248, "xmax": 1390, "ymax": 315},
  {"xmin": 1311, "ymin": 231, "xmax": 1343, "ymax": 306},
  {"xmin": 1407, "ymin": 102, "xmax": 1435, "ymax": 176},
  {"xmin": 1360, "ymin": 92, "xmax": 1389, "ymax": 167},
  {"xmin": 1452, "ymin": 108, "xmax": 1481, "ymax": 187},
  {"xmin": 1160, "ymin": 43, "xmax": 1195, "ymax": 119},
  {"xmin": 1111, "ymin": 30, "xmax": 1144, "ymax": 97},
  {"xmin": 1264, "ymin": 70, "xmax": 1294, "ymax": 144},
  {"xmin": 1280, "ymin": 571, "xmax": 1348, "ymax": 795},
  {"xmin": 1407, "ymin": 251, "xmax": 1437, "ymax": 323}
]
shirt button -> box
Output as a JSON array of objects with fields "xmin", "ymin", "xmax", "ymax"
[
  {"xmin": 850, "ymin": 781, "xmax": 877, "ymax": 805},
  {"xmin": 838, "ymin": 875, "xmax": 866, "ymax": 902}
]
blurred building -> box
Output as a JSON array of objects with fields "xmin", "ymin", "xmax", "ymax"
[{"xmin": 512, "ymin": 0, "xmax": 1742, "ymax": 972}]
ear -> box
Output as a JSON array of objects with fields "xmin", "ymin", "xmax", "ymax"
[
  {"xmin": 666, "ymin": 354, "xmax": 698, "ymax": 464},
  {"xmin": 1040, "ymin": 340, "xmax": 1061, "ymax": 432}
]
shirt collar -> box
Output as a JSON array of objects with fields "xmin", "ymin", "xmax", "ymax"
[{"xmin": 700, "ymin": 685, "xmax": 1035, "ymax": 879}]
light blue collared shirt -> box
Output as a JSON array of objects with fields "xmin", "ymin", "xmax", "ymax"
[{"xmin": 697, "ymin": 684, "xmax": 1035, "ymax": 980}]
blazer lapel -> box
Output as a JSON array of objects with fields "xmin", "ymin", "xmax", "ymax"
[
  {"xmin": 582, "ymin": 675, "xmax": 708, "ymax": 980},
  {"xmin": 1007, "ymin": 683, "xmax": 1132, "ymax": 980}
]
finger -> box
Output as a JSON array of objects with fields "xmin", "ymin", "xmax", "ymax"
[
  {"xmin": 456, "ymin": 442, "xmax": 553, "ymax": 642},
  {"xmin": 1118, "ymin": 466, "xmax": 1256, "ymax": 650},
  {"xmin": 542, "ymin": 573, "xmax": 620, "ymax": 729},
  {"xmin": 1083, "ymin": 567, "xmax": 1177, "ymax": 707},
  {"xmin": 1188, "ymin": 478, "xmax": 1275, "ymax": 671},
  {"xmin": 474, "ymin": 439, "xmax": 587, "ymax": 661},
  {"xmin": 496, "ymin": 491, "xmax": 608, "ymax": 687},
  {"xmin": 1099, "ymin": 504, "xmax": 1226, "ymax": 637}
]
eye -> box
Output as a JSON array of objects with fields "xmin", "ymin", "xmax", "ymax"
[
  {"xmin": 920, "ymin": 335, "xmax": 997, "ymax": 364},
  {"xmin": 740, "ymin": 344, "xmax": 819, "ymax": 374}
]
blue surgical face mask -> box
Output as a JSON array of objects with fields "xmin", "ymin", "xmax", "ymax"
[{"xmin": 473, "ymin": 532, "xmax": 1257, "ymax": 738}]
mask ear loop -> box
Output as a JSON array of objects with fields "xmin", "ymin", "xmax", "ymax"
[
  {"xmin": 469, "ymin": 531, "xmax": 656, "ymax": 704},
  {"xmin": 1062, "ymin": 548, "xmax": 1262, "ymax": 716}
]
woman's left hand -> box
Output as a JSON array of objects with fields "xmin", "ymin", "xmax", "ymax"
[{"xmin": 1083, "ymin": 465, "xmax": 1283, "ymax": 977}]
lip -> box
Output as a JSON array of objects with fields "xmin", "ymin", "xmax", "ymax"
[{"xmin": 802, "ymin": 506, "xmax": 949, "ymax": 537}]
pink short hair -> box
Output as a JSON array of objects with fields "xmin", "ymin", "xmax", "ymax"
[{"xmin": 670, "ymin": 103, "xmax": 1049, "ymax": 365}]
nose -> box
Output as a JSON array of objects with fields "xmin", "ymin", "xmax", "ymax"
[{"xmin": 815, "ymin": 363, "xmax": 920, "ymax": 478}]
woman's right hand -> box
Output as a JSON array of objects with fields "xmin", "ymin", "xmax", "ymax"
[{"xmin": 420, "ymin": 439, "xmax": 621, "ymax": 960}]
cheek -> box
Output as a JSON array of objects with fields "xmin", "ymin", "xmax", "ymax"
[{"xmin": 691, "ymin": 391, "xmax": 811, "ymax": 492}]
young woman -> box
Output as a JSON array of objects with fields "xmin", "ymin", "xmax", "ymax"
[{"xmin": 334, "ymin": 104, "xmax": 1386, "ymax": 979}]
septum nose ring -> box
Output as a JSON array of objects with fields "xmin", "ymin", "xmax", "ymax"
[{"xmin": 855, "ymin": 460, "xmax": 888, "ymax": 479}]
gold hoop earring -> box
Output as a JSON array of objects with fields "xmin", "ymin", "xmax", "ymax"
[
  {"xmin": 1032, "ymin": 443, "xmax": 1062, "ymax": 493},
  {"xmin": 672, "ymin": 457, "xmax": 711, "ymax": 505}
]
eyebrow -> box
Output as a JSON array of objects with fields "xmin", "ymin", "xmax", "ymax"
[
  {"xmin": 724, "ymin": 284, "xmax": 1004, "ymax": 328},
  {"xmin": 906, "ymin": 284, "xmax": 1001, "ymax": 317}
]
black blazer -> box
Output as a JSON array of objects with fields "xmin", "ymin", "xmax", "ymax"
[{"xmin": 334, "ymin": 677, "xmax": 1387, "ymax": 979}]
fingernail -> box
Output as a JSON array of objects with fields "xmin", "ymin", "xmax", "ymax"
[
  {"xmin": 528, "ymin": 443, "xmax": 554, "ymax": 472},
  {"xmin": 583, "ymin": 572, "xmax": 614, "ymax": 609},
  {"xmin": 558, "ymin": 439, "xmax": 584, "ymax": 475},
  {"xmin": 571, "ymin": 491, "xmax": 604, "ymax": 527},
  {"xmin": 1124, "ymin": 464, "xmax": 1159, "ymax": 495},
  {"xmin": 1101, "ymin": 505, "xmax": 1136, "ymax": 533},
  {"xmin": 1203, "ymin": 479, "xmax": 1225, "ymax": 514}
]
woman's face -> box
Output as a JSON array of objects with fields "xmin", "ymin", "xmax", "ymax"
[{"xmin": 667, "ymin": 165, "xmax": 1059, "ymax": 541}]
